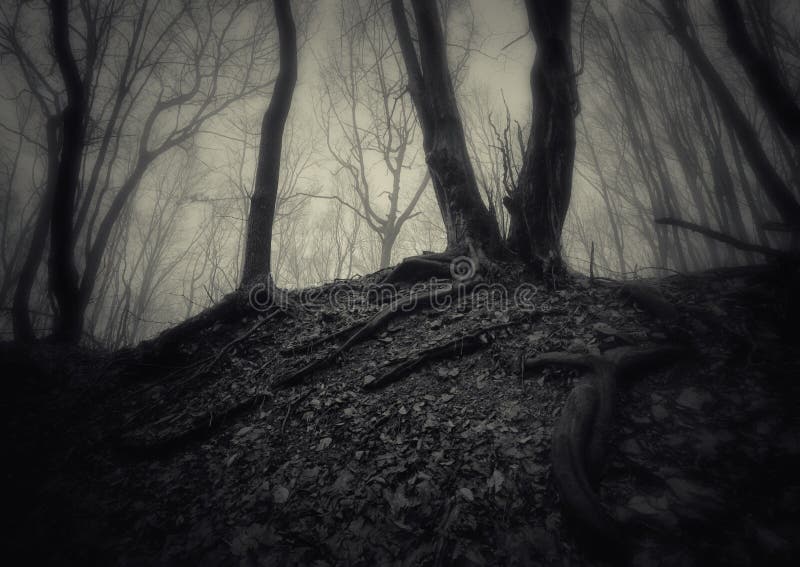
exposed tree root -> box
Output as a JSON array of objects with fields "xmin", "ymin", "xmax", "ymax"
[
  {"xmin": 619, "ymin": 282, "xmax": 680, "ymax": 322},
  {"xmin": 279, "ymin": 318, "xmax": 366, "ymax": 356},
  {"xmin": 175, "ymin": 309, "xmax": 280, "ymax": 383},
  {"xmin": 380, "ymin": 253, "xmax": 456, "ymax": 285},
  {"xmin": 272, "ymin": 282, "xmax": 466, "ymax": 389},
  {"xmin": 119, "ymin": 278, "xmax": 288, "ymax": 372},
  {"xmin": 363, "ymin": 328, "xmax": 495, "ymax": 391},
  {"xmin": 116, "ymin": 392, "xmax": 274, "ymax": 459},
  {"xmin": 524, "ymin": 344, "xmax": 687, "ymax": 557},
  {"xmin": 135, "ymin": 291, "xmax": 248, "ymax": 359}
]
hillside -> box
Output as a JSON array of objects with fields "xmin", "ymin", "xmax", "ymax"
[{"xmin": 4, "ymin": 265, "xmax": 800, "ymax": 566}]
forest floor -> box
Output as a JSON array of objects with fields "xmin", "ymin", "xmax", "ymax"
[{"xmin": 3, "ymin": 264, "xmax": 800, "ymax": 566}]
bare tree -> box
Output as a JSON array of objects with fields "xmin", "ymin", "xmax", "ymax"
[
  {"xmin": 316, "ymin": 1, "xmax": 430, "ymax": 270},
  {"xmin": 2, "ymin": 0, "xmax": 277, "ymax": 342},
  {"xmin": 241, "ymin": 0, "xmax": 297, "ymax": 285}
]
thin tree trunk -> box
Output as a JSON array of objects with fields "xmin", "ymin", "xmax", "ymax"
[{"xmin": 240, "ymin": 0, "xmax": 297, "ymax": 285}]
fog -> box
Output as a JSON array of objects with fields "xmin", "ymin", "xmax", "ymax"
[{"xmin": 1, "ymin": 0, "xmax": 798, "ymax": 346}]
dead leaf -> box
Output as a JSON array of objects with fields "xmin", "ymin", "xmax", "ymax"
[
  {"xmin": 272, "ymin": 485, "xmax": 289, "ymax": 504},
  {"xmin": 487, "ymin": 469, "xmax": 505, "ymax": 493}
]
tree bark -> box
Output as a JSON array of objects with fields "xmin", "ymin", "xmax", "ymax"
[
  {"xmin": 713, "ymin": 0, "xmax": 800, "ymax": 145},
  {"xmin": 390, "ymin": 0, "xmax": 503, "ymax": 258},
  {"xmin": 507, "ymin": 0, "xmax": 578, "ymax": 274},
  {"xmin": 48, "ymin": 0, "xmax": 88, "ymax": 342},
  {"xmin": 240, "ymin": 0, "xmax": 297, "ymax": 285}
]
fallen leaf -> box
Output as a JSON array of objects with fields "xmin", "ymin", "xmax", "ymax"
[
  {"xmin": 273, "ymin": 485, "xmax": 289, "ymax": 504},
  {"xmin": 487, "ymin": 469, "xmax": 505, "ymax": 493},
  {"xmin": 458, "ymin": 487, "xmax": 474, "ymax": 502},
  {"xmin": 332, "ymin": 470, "xmax": 353, "ymax": 492}
]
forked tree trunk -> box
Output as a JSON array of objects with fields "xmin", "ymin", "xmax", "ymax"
[
  {"xmin": 48, "ymin": 0, "xmax": 88, "ymax": 342},
  {"xmin": 506, "ymin": 0, "xmax": 578, "ymax": 274},
  {"xmin": 390, "ymin": 0, "xmax": 503, "ymax": 259},
  {"xmin": 241, "ymin": 0, "xmax": 297, "ymax": 285}
]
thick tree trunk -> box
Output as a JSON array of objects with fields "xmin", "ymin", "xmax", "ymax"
[
  {"xmin": 390, "ymin": 0, "xmax": 503, "ymax": 259},
  {"xmin": 48, "ymin": 0, "xmax": 88, "ymax": 342},
  {"xmin": 240, "ymin": 0, "xmax": 297, "ymax": 285},
  {"xmin": 714, "ymin": 0, "xmax": 800, "ymax": 145},
  {"xmin": 658, "ymin": 0, "xmax": 800, "ymax": 228},
  {"xmin": 506, "ymin": 0, "xmax": 578, "ymax": 274}
]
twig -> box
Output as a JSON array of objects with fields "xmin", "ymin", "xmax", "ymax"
[
  {"xmin": 177, "ymin": 308, "xmax": 280, "ymax": 386},
  {"xmin": 281, "ymin": 390, "xmax": 312, "ymax": 435}
]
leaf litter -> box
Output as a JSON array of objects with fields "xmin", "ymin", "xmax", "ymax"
[{"xmin": 6, "ymin": 268, "xmax": 800, "ymax": 565}]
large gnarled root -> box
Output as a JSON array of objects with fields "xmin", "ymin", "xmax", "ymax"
[
  {"xmin": 524, "ymin": 345, "xmax": 685, "ymax": 557},
  {"xmin": 380, "ymin": 249, "xmax": 488, "ymax": 286},
  {"xmin": 381, "ymin": 254, "xmax": 455, "ymax": 285}
]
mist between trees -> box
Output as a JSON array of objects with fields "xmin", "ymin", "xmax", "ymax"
[{"xmin": 1, "ymin": 0, "xmax": 798, "ymax": 347}]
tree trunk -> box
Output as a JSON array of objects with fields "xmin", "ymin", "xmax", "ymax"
[
  {"xmin": 506, "ymin": 0, "xmax": 578, "ymax": 274},
  {"xmin": 379, "ymin": 228, "xmax": 397, "ymax": 270},
  {"xmin": 658, "ymin": 0, "xmax": 800, "ymax": 228},
  {"xmin": 12, "ymin": 118, "xmax": 60, "ymax": 342},
  {"xmin": 240, "ymin": 0, "xmax": 297, "ymax": 285},
  {"xmin": 48, "ymin": 0, "xmax": 88, "ymax": 342},
  {"xmin": 713, "ymin": 0, "xmax": 800, "ymax": 145},
  {"xmin": 390, "ymin": 0, "xmax": 503, "ymax": 259}
]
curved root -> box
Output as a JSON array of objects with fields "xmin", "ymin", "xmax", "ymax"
[{"xmin": 525, "ymin": 345, "xmax": 685, "ymax": 557}]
